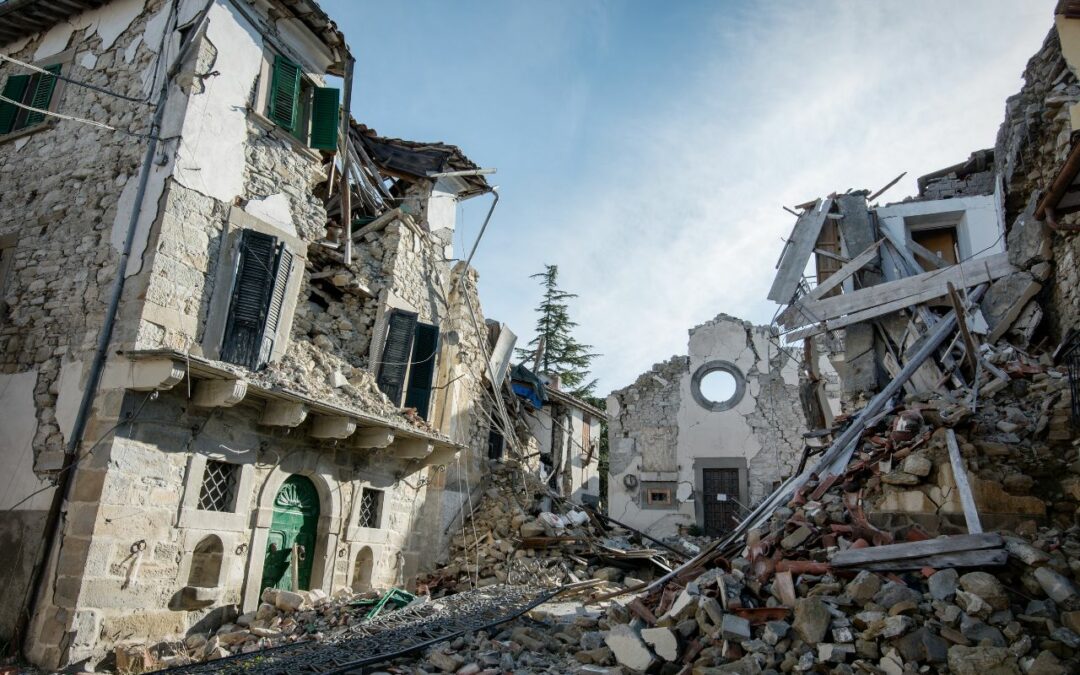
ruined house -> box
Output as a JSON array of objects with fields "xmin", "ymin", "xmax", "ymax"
[
  {"xmin": 0, "ymin": 0, "xmax": 503, "ymax": 669},
  {"xmin": 606, "ymin": 314, "xmax": 838, "ymax": 538}
]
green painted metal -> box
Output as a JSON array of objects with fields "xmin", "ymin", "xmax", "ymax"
[
  {"xmin": 261, "ymin": 475, "xmax": 320, "ymax": 592},
  {"xmin": 350, "ymin": 587, "xmax": 416, "ymax": 621}
]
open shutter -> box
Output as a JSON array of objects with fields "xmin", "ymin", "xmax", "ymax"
[
  {"xmin": 0, "ymin": 74, "xmax": 30, "ymax": 134},
  {"xmin": 376, "ymin": 310, "xmax": 418, "ymax": 405},
  {"xmin": 268, "ymin": 55, "xmax": 301, "ymax": 132},
  {"xmin": 309, "ymin": 86, "xmax": 339, "ymax": 151},
  {"xmin": 221, "ymin": 230, "xmax": 278, "ymax": 369},
  {"xmin": 404, "ymin": 322, "xmax": 439, "ymax": 419},
  {"xmin": 22, "ymin": 65, "xmax": 60, "ymax": 128},
  {"xmin": 258, "ymin": 246, "xmax": 293, "ymax": 366}
]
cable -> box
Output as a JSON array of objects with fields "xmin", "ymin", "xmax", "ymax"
[
  {"xmin": 0, "ymin": 53, "xmax": 152, "ymax": 105},
  {"xmin": 0, "ymin": 93, "xmax": 156, "ymax": 140}
]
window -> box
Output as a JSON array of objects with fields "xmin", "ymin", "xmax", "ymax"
[
  {"xmin": 645, "ymin": 486, "xmax": 673, "ymax": 507},
  {"xmin": 0, "ymin": 234, "xmax": 15, "ymax": 321},
  {"xmin": 690, "ymin": 361, "xmax": 746, "ymax": 412},
  {"xmin": 266, "ymin": 53, "xmax": 339, "ymax": 151},
  {"xmin": 198, "ymin": 460, "xmax": 239, "ymax": 512},
  {"xmin": 376, "ymin": 310, "xmax": 440, "ymax": 419},
  {"xmin": 357, "ymin": 488, "xmax": 383, "ymax": 529},
  {"xmin": 487, "ymin": 425, "xmax": 505, "ymax": 461},
  {"xmin": 910, "ymin": 225, "xmax": 959, "ymax": 267},
  {"xmin": 0, "ymin": 64, "xmax": 62, "ymax": 136},
  {"xmin": 221, "ymin": 229, "xmax": 293, "ymax": 370}
]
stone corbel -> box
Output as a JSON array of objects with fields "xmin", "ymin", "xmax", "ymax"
[
  {"xmin": 100, "ymin": 357, "xmax": 185, "ymax": 392},
  {"xmin": 393, "ymin": 438, "xmax": 433, "ymax": 459},
  {"xmin": 192, "ymin": 378, "xmax": 248, "ymax": 408},
  {"xmin": 260, "ymin": 400, "xmax": 308, "ymax": 427},
  {"xmin": 353, "ymin": 428, "xmax": 395, "ymax": 449},
  {"xmin": 422, "ymin": 444, "xmax": 461, "ymax": 467},
  {"xmin": 310, "ymin": 415, "xmax": 357, "ymax": 439}
]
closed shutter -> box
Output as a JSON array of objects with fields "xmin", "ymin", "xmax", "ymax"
[
  {"xmin": 268, "ymin": 55, "xmax": 301, "ymax": 132},
  {"xmin": 221, "ymin": 230, "xmax": 278, "ymax": 369},
  {"xmin": 22, "ymin": 64, "xmax": 60, "ymax": 128},
  {"xmin": 258, "ymin": 246, "xmax": 293, "ymax": 366},
  {"xmin": 376, "ymin": 310, "xmax": 418, "ymax": 405},
  {"xmin": 404, "ymin": 322, "xmax": 439, "ymax": 418},
  {"xmin": 0, "ymin": 74, "xmax": 30, "ymax": 134},
  {"xmin": 308, "ymin": 86, "xmax": 339, "ymax": 151}
]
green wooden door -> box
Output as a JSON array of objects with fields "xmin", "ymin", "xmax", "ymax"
[{"xmin": 261, "ymin": 475, "xmax": 320, "ymax": 592}]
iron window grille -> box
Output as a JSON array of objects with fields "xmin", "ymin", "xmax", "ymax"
[
  {"xmin": 198, "ymin": 460, "xmax": 239, "ymax": 512},
  {"xmin": 358, "ymin": 488, "xmax": 383, "ymax": 529},
  {"xmin": 1062, "ymin": 331, "xmax": 1080, "ymax": 431}
]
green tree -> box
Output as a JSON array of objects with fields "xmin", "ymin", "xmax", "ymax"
[{"xmin": 516, "ymin": 264, "xmax": 598, "ymax": 397}]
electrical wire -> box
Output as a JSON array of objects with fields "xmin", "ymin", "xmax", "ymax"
[
  {"xmin": 0, "ymin": 53, "xmax": 153, "ymax": 105},
  {"xmin": 0, "ymin": 93, "xmax": 157, "ymax": 139}
]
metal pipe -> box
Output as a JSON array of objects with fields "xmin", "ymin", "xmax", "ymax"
[
  {"xmin": 16, "ymin": 0, "xmax": 215, "ymax": 658},
  {"xmin": 1036, "ymin": 139, "xmax": 1080, "ymax": 220},
  {"xmin": 339, "ymin": 55, "xmax": 355, "ymax": 264},
  {"xmin": 460, "ymin": 186, "xmax": 499, "ymax": 275}
]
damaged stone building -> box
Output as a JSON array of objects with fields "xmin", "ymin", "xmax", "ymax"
[
  {"xmin": 606, "ymin": 314, "xmax": 839, "ymax": 538},
  {"xmin": 0, "ymin": 0, "xmax": 511, "ymax": 669}
]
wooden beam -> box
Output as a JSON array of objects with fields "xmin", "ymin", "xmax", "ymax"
[
  {"xmin": 947, "ymin": 282, "xmax": 979, "ymax": 375},
  {"xmin": 844, "ymin": 549, "xmax": 1006, "ymax": 572},
  {"xmin": 830, "ymin": 533, "xmax": 1001, "ymax": 567},
  {"xmin": 946, "ymin": 430, "xmax": 983, "ymax": 534},
  {"xmin": 192, "ymin": 379, "xmax": 247, "ymax": 408},
  {"xmin": 907, "ymin": 238, "xmax": 950, "ymax": 270},
  {"xmin": 780, "ymin": 239, "xmax": 883, "ymax": 328},
  {"xmin": 768, "ymin": 198, "xmax": 834, "ymax": 303}
]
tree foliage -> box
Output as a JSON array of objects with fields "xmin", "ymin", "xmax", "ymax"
[{"xmin": 515, "ymin": 264, "xmax": 598, "ymax": 397}]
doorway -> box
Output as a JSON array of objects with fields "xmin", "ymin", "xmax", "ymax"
[
  {"xmin": 701, "ymin": 468, "xmax": 741, "ymax": 537},
  {"xmin": 261, "ymin": 474, "xmax": 320, "ymax": 592}
]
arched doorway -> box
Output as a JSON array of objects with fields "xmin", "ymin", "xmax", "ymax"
[{"xmin": 261, "ymin": 475, "xmax": 320, "ymax": 592}]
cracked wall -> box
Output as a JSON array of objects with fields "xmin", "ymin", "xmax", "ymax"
[{"xmin": 607, "ymin": 314, "xmax": 810, "ymax": 538}]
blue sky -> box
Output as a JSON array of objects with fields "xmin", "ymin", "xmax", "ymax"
[{"xmin": 322, "ymin": 0, "xmax": 1055, "ymax": 394}]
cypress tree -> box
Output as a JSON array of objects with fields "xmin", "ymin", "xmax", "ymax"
[{"xmin": 515, "ymin": 264, "xmax": 598, "ymax": 397}]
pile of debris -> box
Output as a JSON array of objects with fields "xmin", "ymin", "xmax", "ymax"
[{"xmin": 418, "ymin": 462, "xmax": 687, "ymax": 596}]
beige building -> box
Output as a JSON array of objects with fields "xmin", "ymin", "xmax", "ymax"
[{"xmin": 0, "ymin": 0, "xmax": 502, "ymax": 669}]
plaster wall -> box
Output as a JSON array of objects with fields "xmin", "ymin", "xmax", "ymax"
[{"xmin": 874, "ymin": 194, "xmax": 1004, "ymax": 272}]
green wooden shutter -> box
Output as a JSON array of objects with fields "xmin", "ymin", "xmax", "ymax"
[
  {"xmin": 404, "ymin": 322, "xmax": 439, "ymax": 419},
  {"xmin": 268, "ymin": 55, "xmax": 301, "ymax": 132},
  {"xmin": 377, "ymin": 310, "xmax": 418, "ymax": 405},
  {"xmin": 308, "ymin": 86, "xmax": 339, "ymax": 151},
  {"xmin": 22, "ymin": 65, "xmax": 61, "ymax": 128},
  {"xmin": 222, "ymin": 230, "xmax": 279, "ymax": 370},
  {"xmin": 258, "ymin": 245, "xmax": 293, "ymax": 366},
  {"xmin": 0, "ymin": 74, "xmax": 30, "ymax": 134}
]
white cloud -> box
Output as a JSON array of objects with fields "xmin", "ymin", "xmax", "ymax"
[{"xmin": 507, "ymin": 0, "xmax": 1055, "ymax": 393}]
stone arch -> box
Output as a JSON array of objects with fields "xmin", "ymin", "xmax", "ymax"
[
  {"xmin": 351, "ymin": 546, "xmax": 374, "ymax": 592},
  {"xmin": 241, "ymin": 455, "xmax": 343, "ymax": 610},
  {"xmin": 188, "ymin": 535, "xmax": 224, "ymax": 588}
]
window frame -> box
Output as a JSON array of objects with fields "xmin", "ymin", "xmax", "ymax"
[
  {"xmin": 178, "ymin": 454, "xmax": 256, "ymax": 532},
  {"xmin": 375, "ymin": 309, "xmax": 441, "ymax": 420},
  {"xmin": 196, "ymin": 459, "xmax": 240, "ymax": 513},
  {"xmin": 346, "ymin": 481, "xmax": 389, "ymax": 541},
  {"xmin": 0, "ymin": 51, "xmax": 71, "ymax": 144},
  {"xmin": 252, "ymin": 49, "xmax": 339, "ymax": 156}
]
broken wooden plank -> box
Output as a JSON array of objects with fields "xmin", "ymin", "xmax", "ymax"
[
  {"xmin": 830, "ymin": 533, "xmax": 1001, "ymax": 567},
  {"xmin": 768, "ymin": 198, "xmax": 835, "ymax": 303},
  {"xmin": 867, "ymin": 171, "xmax": 907, "ymax": 203},
  {"xmin": 779, "ymin": 239, "xmax": 883, "ymax": 328},
  {"xmin": 946, "ymin": 429, "xmax": 983, "ymax": 534},
  {"xmin": 908, "ymin": 238, "xmax": 951, "ymax": 270},
  {"xmin": 846, "ymin": 548, "xmax": 1007, "ymax": 572},
  {"xmin": 948, "ymin": 282, "xmax": 979, "ymax": 375}
]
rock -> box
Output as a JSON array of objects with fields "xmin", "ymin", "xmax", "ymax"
[
  {"xmin": 1027, "ymin": 650, "xmax": 1066, "ymax": 675},
  {"xmin": 846, "ymin": 570, "xmax": 881, "ymax": 605},
  {"xmin": 946, "ymin": 645, "xmax": 1020, "ymax": 675},
  {"xmin": 456, "ymin": 663, "xmax": 481, "ymax": 675},
  {"xmin": 426, "ymin": 649, "xmax": 463, "ymax": 672},
  {"xmin": 720, "ymin": 614, "xmax": 751, "ymax": 641},
  {"xmin": 1050, "ymin": 627, "xmax": 1080, "ymax": 648},
  {"xmin": 592, "ymin": 567, "xmax": 622, "ymax": 582},
  {"xmin": 274, "ymin": 590, "xmax": 305, "ymax": 612},
  {"xmin": 959, "ymin": 614, "xmax": 1006, "ymax": 647},
  {"xmin": 1061, "ymin": 610, "xmax": 1080, "ymax": 634},
  {"xmin": 255, "ymin": 602, "xmax": 276, "ymax": 621},
  {"xmin": 1006, "ymin": 195, "xmax": 1051, "ymax": 269},
  {"xmin": 1003, "ymin": 538, "xmax": 1050, "ymax": 566},
  {"xmin": 519, "ymin": 520, "xmax": 546, "ymax": 538},
  {"xmin": 901, "ymin": 454, "xmax": 932, "ymax": 477},
  {"xmin": 704, "ymin": 655, "xmax": 763, "ymax": 674},
  {"xmin": 793, "ymin": 598, "xmax": 831, "ymax": 643},
  {"xmin": 956, "ymin": 590, "xmax": 993, "ymax": 618},
  {"xmin": 699, "ymin": 597, "xmax": 724, "ymax": 626},
  {"xmin": 881, "ymin": 471, "xmax": 921, "ymax": 486},
  {"xmin": 604, "ymin": 624, "xmax": 655, "ymax": 672},
  {"xmin": 929, "ymin": 568, "xmax": 959, "ymax": 601},
  {"xmin": 893, "ymin": 626, "xmax": 949, "ymax": 663},
  {"xmin": 660, "ymin": 589, "xmax": 697, "ymax": 622},
  {"xmin": 880, "ymin": 615, "xmax": 914, "ymax": 639},
  {"xmin": 762, "ymin": 620, "xmax": 789, "ymax": 646},
  {"xmin": 1034, "ymin": 567, "xmax": 1078, "ymax": 604},
  {"xmin": 781, "ymin": 525, "xmax": 813, "ymax": 550},
  {"xmin": 960, "ymin": 571, "xmax": 1010, "ymax": 610},
  {"xmin": 874, "ymin": 581, "xmax": 921, "ymax": 610},
  {"xmin": 641, "ymin": 626, "xmax": 678, "ymax": 661}
]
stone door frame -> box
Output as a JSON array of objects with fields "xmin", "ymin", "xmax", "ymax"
[{"xmin": 242, "ymin": 457, "xmax": 342, "ymax": 611}]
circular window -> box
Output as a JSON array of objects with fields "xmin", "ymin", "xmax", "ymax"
[{"xmin": 691, "ymin": 360, "xmax": 746, "ymax": 412}]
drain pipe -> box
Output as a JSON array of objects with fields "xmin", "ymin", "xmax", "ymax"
[{"xmin": 15, "ymin": 0, "xmax": 215, "ymax": 658}]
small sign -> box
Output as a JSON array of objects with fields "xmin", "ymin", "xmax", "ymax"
[{"xmin": 716, "ymin": 493, "xmax": 728, "ymax": 502}]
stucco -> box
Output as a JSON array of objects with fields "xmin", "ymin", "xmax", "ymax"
[
  {"xmin": 875, "ymin": 194, "xmax": 1004, "ymax": 273},
  {"xmin": 0, "ymin": 370, "xmax": 50, "ymax": 511}
]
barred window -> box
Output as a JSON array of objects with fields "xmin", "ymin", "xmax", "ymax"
[
  {"xmin": 198, "ymin": 460, "xmax": 238, "ymax": 512},
  {"xmin": 358, "ymin": 488, "xmax": 383, "ymax": 529}
]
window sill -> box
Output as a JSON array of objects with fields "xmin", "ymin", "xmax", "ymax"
[
  {"xmin": 248, "ymin": 109, "xmax": 323, "ymax": 163},
  {"xmin": 0, "ymin": 119, "xmax": 57, "ymax": 146},
  {"xmin": 346, "ymin": 525, "xmax": 388, "ymax": 543},
  {"xmin": 178, "ymin": 506, "xmax": 249, "ymax": 532}
]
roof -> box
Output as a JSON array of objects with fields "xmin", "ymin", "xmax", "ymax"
[
  {"xmin": 545, "ymin": 387, "xmax": 607, "ymax": 419},
  {"xmin": 0, "ymin": 0, "xmax": 350, "ymax": 72},
  {"xmin": 351, "ymin": 122, "xmax": 490, "ymax": 198},
  {"xmin": 0, "ymin": 0, "xmax": 107, "ymax": 46}
]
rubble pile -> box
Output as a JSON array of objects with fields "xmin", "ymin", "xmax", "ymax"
[{"xmin": 418, "ymin": 462, "xmax": 684, "ymax": 596}]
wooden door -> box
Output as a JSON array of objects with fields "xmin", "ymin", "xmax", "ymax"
[
  {"xmin": 701, "ymin": 468, "xmax": 741, "ymax": 537},
  {"xmin": 912, "ymin": 227, "xmax": 959, "ymax": 265},
  {"xmin": 261, "ymin": 475, "xmax": 320, "ymax": 592}
]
